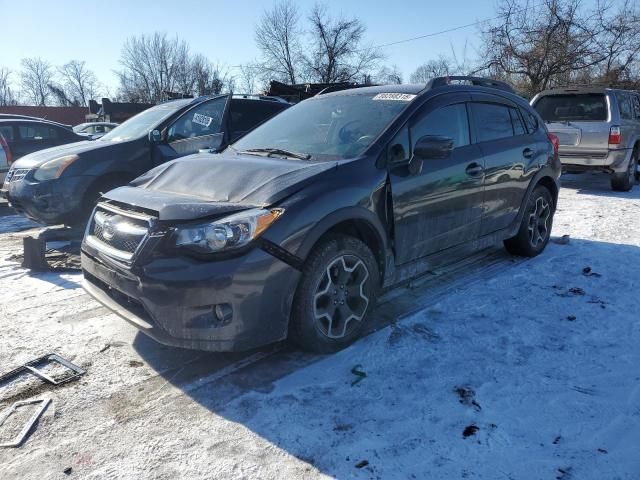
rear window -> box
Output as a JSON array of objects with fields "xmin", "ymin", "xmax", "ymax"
[{"xmin": 533, "ymin": 94, "xmax": 607, "ymax": 122}]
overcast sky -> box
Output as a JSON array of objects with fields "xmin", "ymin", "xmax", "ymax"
[{"xmin": 0, "ymin": 0, "xmax": 610, "ymax": 94}]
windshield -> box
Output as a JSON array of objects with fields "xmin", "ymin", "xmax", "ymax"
[
  {"xmin": 533, "ymin": 94, "xmax": 608, "ymax": 122},
  {"xmin": 99, "ymin": 100, "xmax": 191, "ymax": 142},
  {"xmin": 233, "ymin": 93, "xmax": 413, "ymax": 159}
]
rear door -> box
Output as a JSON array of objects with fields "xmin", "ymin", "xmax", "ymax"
[
  {"xmin": 389, "ymin": 93, "xmax": 485, "ymax": 264},
  {"xmin": 0, "ymin": 124, "xmax": 16, "ymax": 158},
  {"xmin": 153, "ymin": 96, "xmax": 230, "ymax": 166},
  {"xmin": 470, "ymin": 95, "xmax": 535, "ymax": 234}
]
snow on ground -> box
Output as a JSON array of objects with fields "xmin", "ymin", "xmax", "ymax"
[{"xmin": 0, "ymin": 173, "xmax": 639, "ymax": 480}]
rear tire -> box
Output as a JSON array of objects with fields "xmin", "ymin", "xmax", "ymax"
[
  {"xmin": 611, "ymin": 150, "xmax": 637, "ymax": 192},
  {"xmin": 290, "ymin": 234, "xmax": 380, "ymax": 353},
  {"xmin": 504, "ymin": 185, "xmax": 554, "ymax": 257}
]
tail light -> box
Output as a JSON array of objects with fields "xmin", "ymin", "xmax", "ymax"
[
  {"xmin": 0, "ymin": 134, "xmax": 12, "ymax": 166},
  {"xmin": 608, "ymin": 126, "xmax": 621, "ymax": 145},
  {"xmin": 548, "ymin": 132, "xmax": 559, "ymax": 155}
]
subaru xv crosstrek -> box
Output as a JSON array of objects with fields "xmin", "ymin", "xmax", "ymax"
[
  {"xmin": 2, "ymin": 94, "xmax": 289, "ymax": 225},
  {"xmin": 532, "ymin": 86, "xmax": 640, "ymax": 191},
  {"xmin": 81, "ymin": 76, "xmax": 561, "ymax": 353}
]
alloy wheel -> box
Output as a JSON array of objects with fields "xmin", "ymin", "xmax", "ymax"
[
  {"xmin": 527, "ymin": 196, "xmax": 551, "ymax": 248},
  {"xmin": 313, "ymin": 255, "xmax": 370, "ymax": 339}
]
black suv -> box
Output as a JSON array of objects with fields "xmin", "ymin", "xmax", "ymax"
[
  {"xmin": 2, "ymin": 94, "xmax": 290, "ymax": 225},
  {"xmin": 0, "ymin": 118, "xmax": 84, "ymax": 161},
  {"xmin": 81, "ymin": 77, "xmax": 560, "ymax": 353}
]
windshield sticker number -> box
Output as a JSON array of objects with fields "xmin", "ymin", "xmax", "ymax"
[
  {"xmin": 193, "ymin": 113, "xmax": 213, "ymax": 127},
  {"xmin": 372, "ymin": 93, "xmax": 416, "ymax": 102}
]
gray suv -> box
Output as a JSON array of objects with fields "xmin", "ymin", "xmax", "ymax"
[{"xmin": 531, "ymin": 86, "xmax": 640, "ymax": 191}]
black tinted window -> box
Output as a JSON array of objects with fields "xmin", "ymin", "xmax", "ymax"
[
  {"xmin": 411, "ymin": 103, "xmax": 469, "ymax": 149},
  {"xmin": 0, "ymin": 125, "xmax": 14, "ymax": 141},
  {"xmin": 510, "ymin": 108, "xmax": 526, "ymax": 135},
  {"xmin": 618, "ymin": 92, "xmax": 633, "ymax": 120},
  {"xmin": 522, "ymin": 109, "xmax": 539, "ymax": 133},
  {"xmin": 229, "ymin": 101, "xmax": 284, "ymax": 135},
  {"xmin": 388, "ymin": 124, "xmax": 410, "ymax": 163},
  {"xmin": 472, "ymin": 103, "xmax": 514, "ymax": 142},
  {"xmin": 19, "ymin": 125, "xmax": 58, "ymax": 141},
  {"xmin": 633, "ymin": 95, "xmax": 640, "ymax": 119},
  {"xmin": 533, "ymin": 94, "xmax": 607, "ymax": 121}
]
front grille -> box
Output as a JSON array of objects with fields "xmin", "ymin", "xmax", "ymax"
[
  {"xmin": 85, "ymin": 203, "xmax": 154, "ymax": 263},
  {"xmin": 4, "ymin": 168, "xmax": 30, "ymax": 185}
]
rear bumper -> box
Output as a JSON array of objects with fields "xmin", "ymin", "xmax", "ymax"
[
  {"xmin": 558, "ymin": 147, "xmax": 631, "ymax": 173},
  {"xmin": 81, "ymin": 244, "xmax": 301, "ymax": 352}
]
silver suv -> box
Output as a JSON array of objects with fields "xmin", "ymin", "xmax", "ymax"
[{"xmin": 531, "ymin": 86, "xmax": 640, "ymax": 191}]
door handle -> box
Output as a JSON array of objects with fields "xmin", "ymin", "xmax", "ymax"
[
  {"xmin": 465, "ymin": 163, "xmax": 484, "ymax": 177},
  {"xmin": 523, "ymin": 148, "xmax": 534, "ymax": 159}
]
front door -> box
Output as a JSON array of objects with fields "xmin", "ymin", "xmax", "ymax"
[
  {"xmin": 152, "ymin": 95, "xmax": 229, "ymax": 166},
  {"xmin": 388, "ymin": 93, "xmax": 485, "ymax": 264}
]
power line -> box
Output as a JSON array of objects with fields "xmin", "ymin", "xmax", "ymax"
[{"xmin": 229, "ymin": 2, "xmax": 546, "ymax": 72}]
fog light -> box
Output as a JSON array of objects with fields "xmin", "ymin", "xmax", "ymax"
[{"xmin": 214, "ymin": 303, "xmax": 233, "ymax": 324}]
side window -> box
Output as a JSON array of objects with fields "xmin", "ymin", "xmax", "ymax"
[
  {"xmin": 388, "ymin": 124, "xmax": 410, "ymax": 163},
  {"xmin": 522, "ymin": 109, "xmax": 539, "ymax": 133},
  {"xmin": 19, "ymin": 125, "xmax": 56, "ymax": 141},
  {"xmin": 0, "ymin": 125, "xmax": 14, "ymax": 141},
  {"xmin": 167, "ymin": 98, "xmax": 226, "ymax": 142},
  {"xmin": 472, "ymin": 103, "xmax": 514, "ymax": 142},
  {"xmin": 632, "ymin": 95, "xmax": 640, "ymax": 120},
  {"xmin": 618, "ymin": 92, "xmax": 633, "ymax": 120},
  {"xmin": 229, "ymin": 101, "xmax": 281, "ymax": 135},
  {"xmin": 94, "ymin": 125, "xmax": 106, "ymax": 133},
  {"xmin": 509, "ymin": 108, "xmax": 526, "ymax": 136},
  {"xmin": 410, "ymin": 103, "xmax": 470, "ymax": 150}
]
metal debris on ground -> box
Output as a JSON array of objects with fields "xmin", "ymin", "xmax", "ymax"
[
  {"xmin": 551, "ymin": 234, "xmax": 571, "ymax": 245},
  {"xmin": 0, "ymin": 354, "xmax": 86, "ymax": 388},
  {"xmin": 350, "ymin": 364, "xmax": 367, "ymax": 386},
  {"xmin": 0, "ymin": 398, "xmax": 52, "ymax": 448},
  {"xmin": 20, "ymin": 226, "xmax": 83, "ymax": 272}
]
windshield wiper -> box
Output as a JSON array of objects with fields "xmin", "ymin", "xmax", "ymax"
[{"xmin": 239, "ymin": 147, "xmax": 311, "ymax": 160}]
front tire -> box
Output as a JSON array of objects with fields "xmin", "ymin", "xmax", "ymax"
[
  {"xmin": 504, "ymin": 185, "xmax": 554, "ymax": 257},
  {"xmin": 290, "ymin": 234, "xmax": 380, "ymax": 353}
]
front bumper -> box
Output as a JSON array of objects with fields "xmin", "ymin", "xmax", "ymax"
[
  {"xmin": 3, "ymin": 174, "xmax": 94, "ymax": 225},
  {"xmin": 81, "ymin": 243, "xmax": 301, "ymax": 352},
  {"xmin": 558, "ymin": 147, "xmax": 631, "ymax": 174}
]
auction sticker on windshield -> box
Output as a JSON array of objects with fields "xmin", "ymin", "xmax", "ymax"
[
  {"xmin": 193, "ymin": 113, "xmax": 213, "ymax": 127},
  {"xmin": 372, "ymin": 93, "xmax": 416, "ymax": 101}
]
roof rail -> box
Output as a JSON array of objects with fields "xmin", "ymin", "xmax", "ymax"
[
  {"xmin": 317, "ymin": 83, "xmax": 373, "ymax": 96},
  {"xmin": 429, "ymin": 76, "xmax": 515, "ymax": 94},
  {"xmin": 232, "ymin": 94, "xmax": 290, "ymax": 103}
]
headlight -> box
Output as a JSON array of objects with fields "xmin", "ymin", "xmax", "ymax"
[
  {"xmin": 174, "ymin": 208, "xmax": 284, "ymax": 254},
  {"xmin": 33, "ymin": 155, "xmax": 79, "ymax": 181}
]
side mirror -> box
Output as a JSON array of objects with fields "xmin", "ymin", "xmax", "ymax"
[
  {"xmin": 413, "ymin": 135, "xmax": 454, "ymax": 160},
  {"xmin": 148, "ymin": 129, "xmax": 162, "ymax": 144}
]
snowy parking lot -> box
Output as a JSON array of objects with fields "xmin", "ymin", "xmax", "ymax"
[{"xmin": 0, "ymin": 173, "xmax": 639, "ymax": 480}]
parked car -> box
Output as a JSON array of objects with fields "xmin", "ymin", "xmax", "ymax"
[
  {"xmin": 0, "ymin": 113, "xmax": 72, "ymax": 129},
  {"xmin": 531, "ymin": 86, "xmax": 640, "ymax": 191},
  {"xmin": 0, "ymin": 132, "xmax": 10, "ymax": 183},
  {"xmin": 1, "ymin": 94, "xmax": 290, "ymax": 225},
  {"xmin": 0, "ymin": 118, "xmax": 84, "ymax": 161},
  {"xmin": 81, "ymin": 76, "xmax": 561, "ymax": 353},
  {"xmin": 73, "ymin": 122, "xmax": 119, "ymax": 139}
]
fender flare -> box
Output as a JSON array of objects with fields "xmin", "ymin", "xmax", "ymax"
[{"xmin": 509, "ymin": 167, "xmax": 560, "ymax": 236}]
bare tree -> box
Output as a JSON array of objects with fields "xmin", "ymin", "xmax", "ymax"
[
  {"xmin": 304, "ymin": 4, "xmax": 383, "ymax": 83},
  {"xmin": 237, "ymin": 63, "xmax": 263, "ymax": 94},
  {"xmin": 0, "ymin": 67, "xmax": 18, "ymax": 106},
  {"xmin": 191, "ymin": 55, "xmax": 233, "ymax": 96},
  {"xmin": 410, "ymin": 57, "xmax": 453, "ymax": 83},
  {"xmin": 58, "ymin": 60, "xmax": 100, "ymax": 106},
  {"xmin": 374, "ymin": 64, "xmax": 403, "ymax": 84},
  {"xmin": 20, "ymin": 57, "xmax": 54, "ymax": 105},
  {"xmin": 116, "ymin": 33, "xmax": 192, "ymax": 102},
  {"xmin": 478, "ymin": 0, "xmax": 605, "ymax": 95},
  {"xmin": 590, "ymin": 0, "xmax": 640, "ymax": 84},
  {"xmin": 255, "ymin": 0, "xmax": 302, "ymax": 84}
]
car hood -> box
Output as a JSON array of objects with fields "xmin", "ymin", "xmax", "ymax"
[
  {"xmin": 10, "ymin": 139, "xmax": 124, "ymax": 169},
  {"xmin": 104, "ymin": 151, "xmax": 339, "ymax": 221}
]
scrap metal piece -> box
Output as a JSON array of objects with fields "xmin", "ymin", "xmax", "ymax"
[
  {"xmin": 0, "ymin": 398, "xmax": 52, "ymax": 448},
  {"xmin": 0, "ymin": 354, "xmax": 86, "ymax": 388}
]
